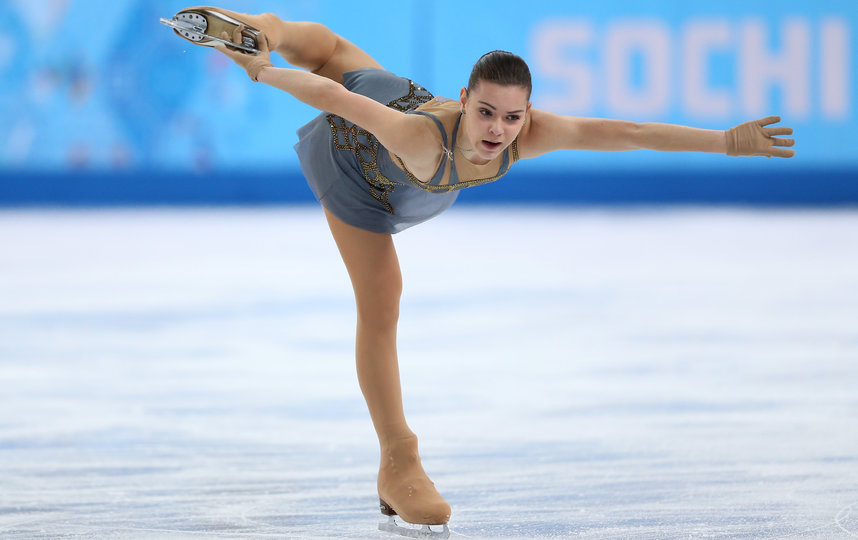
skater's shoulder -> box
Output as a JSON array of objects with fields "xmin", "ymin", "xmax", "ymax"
[
  {"xmin": 409, "ymin": 98, "xmax": 461, "ymax": 134},
  {"xmin": 414, "ymin": 97, "xmax": 459, "ymax": 117}
]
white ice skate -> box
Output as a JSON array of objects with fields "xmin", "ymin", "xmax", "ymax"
[
  {"xmin": 159, "ymin": 8, "xmax": 262, "ymax": 54},
  {"xmin": 378, "ymin": 499, "xmax": 450, "ymax": 539}
]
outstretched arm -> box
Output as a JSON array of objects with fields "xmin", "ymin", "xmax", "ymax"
[
  {"xmin": 518, "ymin": 109, "xmax": 795, "ymax": 160},
  {"xmin": 214, "ymin": 29, "xmax": 438, "ymax": 167}
]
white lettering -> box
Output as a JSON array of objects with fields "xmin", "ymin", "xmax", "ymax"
[
  {"xmin": 529, "ymin": 17, "xmax": 849, "ymax": 120},
  {"xmin": 682, "ymin": 20, "xmax": 732, "ymax": 117},
  {"xmin": 740, "ymin": 19, "xmax": 811, "ymax": 118},
  {"xmin": 821, "ymin": 18, "xmax": 850, "ymax": 120},
  {"xmin": 605, "ymin": 21, "xmax": 671, "ymax": 116},
  {"xmin": 530, "ymin": 20, "xmax": 594, "ymax": 113}
]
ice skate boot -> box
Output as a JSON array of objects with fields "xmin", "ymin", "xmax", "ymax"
[
  {"xmin": 159, "ymin": 6, "xmax": 264, "ymax": 54},
  {"xmin": 377, "ymin": 435, "xmax": 450, "ymax": 539}
]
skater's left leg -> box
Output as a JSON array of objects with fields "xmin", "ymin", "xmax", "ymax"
[
  {"xmin": 323, "ymin": 210, "xmax": 410, "ymax": 442},
  {"xmin": 323, "ymin": 209, "xmax": 451, "ymax": 527}
]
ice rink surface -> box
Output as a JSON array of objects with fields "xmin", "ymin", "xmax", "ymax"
[{"xmin": 1, "ymin": 206, "xmax": 856, "ymax": 539}]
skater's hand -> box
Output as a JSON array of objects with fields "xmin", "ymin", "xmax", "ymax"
[
  {"xmin": 215, "ymin": 25, "xmax": 272, "ymax": 82},
  {"xmin": 726, "ymin": 116, "xmax": 795, "ymax": 158}
]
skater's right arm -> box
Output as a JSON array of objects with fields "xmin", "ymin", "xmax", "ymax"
[
  {"xmin": 215, "ymin": 30, "xmax": 441, "ymax": 171},
  {"xmin": 257, "ymin": 67, "xmax": 438, "ymax": 164}
]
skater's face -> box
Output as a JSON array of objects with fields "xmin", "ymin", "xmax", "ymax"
[{"xmin": 459, "ymin": 81, "xmax": 531, "ymax": 164}]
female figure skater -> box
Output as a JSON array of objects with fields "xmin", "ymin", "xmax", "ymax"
[{"xmin": 165, "ymin": 6, "xmax": 794, "ymax": 537}]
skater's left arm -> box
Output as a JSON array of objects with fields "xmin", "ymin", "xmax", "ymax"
[{"xmin": 517, "ymin": 109, "xmax": 795, "ymax": 159}]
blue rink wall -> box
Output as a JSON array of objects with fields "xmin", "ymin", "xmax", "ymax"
[{"xmin": 1, "ymin": 0, "xmax": 856, "ymax": 206}]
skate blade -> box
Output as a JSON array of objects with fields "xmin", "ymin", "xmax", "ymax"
[
  {"xmin": 158, "ymin": 13, "xmax": 260, "ymax": 54},
  {"xmin": 379, "ymin": 515, "xmax": 450, "ymax": 539}
]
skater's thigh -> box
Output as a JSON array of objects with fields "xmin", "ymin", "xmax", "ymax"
[
  {"xmin": 314, "ymin": 36, "xmax": 384, "ymax": 83},
  {"xmin": 324, "ymin": 209, "xmax": 402, "ymax": 316}
]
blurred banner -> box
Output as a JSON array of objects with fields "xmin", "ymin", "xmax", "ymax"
[{"xmin": 0, "ymin": 0, "xmax": 855, "ymax": 204}]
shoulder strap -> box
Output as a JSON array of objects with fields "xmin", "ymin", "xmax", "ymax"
[
  {"xmin": 447, "ymin": 114, "xmax": 463, "ymax": 185},
  {"xmin": 410, "ymin": 110, "xmax": 450, "ymax": 186}
]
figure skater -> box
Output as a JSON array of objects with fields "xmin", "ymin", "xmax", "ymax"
[{"xmin": 163, "ymin": 6, "xmax": 795, "ymax": 537}]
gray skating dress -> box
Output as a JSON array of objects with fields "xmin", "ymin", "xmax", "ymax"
[{"xmin": 294, "ymin": 68, "xmax": 520, "ymax": 234}]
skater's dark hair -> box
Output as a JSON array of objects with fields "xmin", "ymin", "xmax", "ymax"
[{"xmin": 467, "ymin": 50, "xmax": 532, "ymax": 99}]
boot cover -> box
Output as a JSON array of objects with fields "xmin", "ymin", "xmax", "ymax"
[
  {"xmin": 160, "ymin": 6, "xmax": 265, "ymax": 54},
  {"xmin": 377, "ymin": 435, "xmax": 451, "ymax": 527}
]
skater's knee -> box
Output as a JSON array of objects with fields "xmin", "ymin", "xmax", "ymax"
[
  {"xmin": 274, "ymin": 22, "xmax": 336, "ymax": 73},
  {"xmin": 355, "ymin": 282, "xmax": 401, "ymax": 330},
  {"xmin": 357, "ymin": 304, "xmax": 399, "ymax": 333}
]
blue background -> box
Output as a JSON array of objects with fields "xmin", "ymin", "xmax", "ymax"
[{"xmin": 0, "ymin": 0, "xmax": 856, "ymax": 205}]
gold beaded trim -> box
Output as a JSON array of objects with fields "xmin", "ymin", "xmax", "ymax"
[
  {"xmin": 395, "ymin": 138, "xmax": 520, "ymax": 193},
  {"xmin": 327, "ymin": 115, "xmax": 395, "ymax": 213},
  {"xmin": 327, "ymin": 81, "xmax": 434, "ymax": 214},
  {"xmin": 388, "ymin": 82, "xmax": 434, "ymax": 112}
]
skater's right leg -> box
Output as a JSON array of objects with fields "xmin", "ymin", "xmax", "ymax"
[
  {"xmin": 182, "ymin": 7, "xmax": 383, "ymax": 83},
  {"xmin": 266, "ymin": 20, "xmax": 384, "ymax": 83},
  {"xmin": 324, "ymin": 209, "xmax": 451, "ymax": 526}
]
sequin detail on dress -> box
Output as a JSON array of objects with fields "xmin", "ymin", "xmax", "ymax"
[{"xmin": 327, "ymin": 81, "xmax": 434, "ymax": 214}]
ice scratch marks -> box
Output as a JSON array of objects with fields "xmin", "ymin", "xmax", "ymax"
[{"xmin": 835, "ymin": 502, "xmax": 857, "ymax": 537}]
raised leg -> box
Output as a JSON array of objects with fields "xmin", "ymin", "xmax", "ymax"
[
  {"xmin": 323, "ymin": 209, "xmax": 451, "ymax": 526},
  {"xmin": 269, "ymin": 20, "xmax": 384, "ymax": 83},
  {"xmin": 184, "ymin": 6, "xmax": 383, "ymax": 83}
]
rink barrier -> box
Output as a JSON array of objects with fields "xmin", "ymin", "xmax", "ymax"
[{"xmin": 1, "ymin": 168, "xmax": 856, "ymax": 206}]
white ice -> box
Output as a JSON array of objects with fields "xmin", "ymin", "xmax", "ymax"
[{"xmin": 1, "ymin": 206, "xmax": 857, "ymax": 539}]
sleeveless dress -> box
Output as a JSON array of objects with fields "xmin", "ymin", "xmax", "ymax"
[{"xmin": 294, "ymin": 68, "xmax": 520, "ymax": 234}]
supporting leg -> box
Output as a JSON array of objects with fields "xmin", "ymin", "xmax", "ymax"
[
  {"xmin": 323, "ymin": 209, "xmax": 410, "ymax": 442},
  {"xmin": 323, "ymin": 209, "xmax": 451, "ymax": 526}
]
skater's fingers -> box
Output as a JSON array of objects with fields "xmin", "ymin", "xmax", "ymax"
[
  {"xmin": 216, "ymin": 32, "xmax": 242, "ymax": 58},
  {"xmin": 756, "ymin": 115, "xmax": 781, "ymax": 127},
  {"xmin": 232, "ymin": 24, "xmax": 245, "ymax": 45},
  {"xmin": 765, "ymin": 126, "xmax": 793, "ymax": 137},
  {"xmin": 257, "ymin": 31, "xmax": 270, "ymax": 54},
  {"xmin": 772, "ymin": 137, "xmax": 795, "ymax": 147},
  {"xmin": 769, "ymin": 147, "xmax": 796, "ymax": 158}
]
